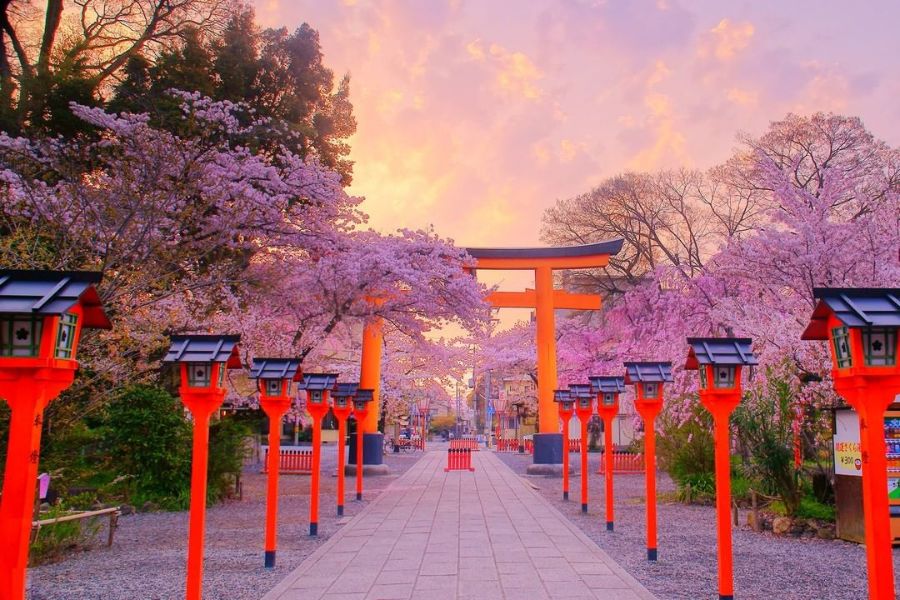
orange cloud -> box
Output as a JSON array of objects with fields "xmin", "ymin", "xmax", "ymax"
[{"xmin": 700, "ymin": 18, "xmax": 755, "ymax": 61}]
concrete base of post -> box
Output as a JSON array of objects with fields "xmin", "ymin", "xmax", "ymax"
[
  {"xmin": 264, "ymin": 550, "xmax": 276, "ymax": 569},
  {"xmin": 348, "ymin": 432, "xmax": 385, "ymax": 466},
  {"xmin": 344, "ymin": 464, "xmax": 391, "ymax": 476}
]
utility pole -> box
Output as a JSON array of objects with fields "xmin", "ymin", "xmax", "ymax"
[{"xmin": 485, "ymin": 369, "xmax": 492, "ymax": 447}]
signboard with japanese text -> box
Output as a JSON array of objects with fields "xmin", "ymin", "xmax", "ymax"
[{"xmin": 833, "ymin": 408, "xmax": 862, "ymax": 477}]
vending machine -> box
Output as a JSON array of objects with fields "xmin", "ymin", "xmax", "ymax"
[
  {"xmin": 885, "ymin": 412, "xmax": 900, "ymax": 542},
  {"xmin": 833, "ymin": 407, "xmax": 900, "ymax": 544}
]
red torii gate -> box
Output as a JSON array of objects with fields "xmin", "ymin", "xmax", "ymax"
[
  {"xmin": 465, "ymin": 241, "xmax": 623, "ymax": 466},
  {"xmin": 351, "ymin": 240, "xmax": 623, "ymax": 469}
]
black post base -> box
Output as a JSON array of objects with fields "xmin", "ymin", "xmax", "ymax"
[
  {"xmin": 563, "ymin": 491, "xmax": 569, "ymax": 500},
  {"xmin": 337, "ymin": 505, "xmax": 344, "ymax": 516},
  {"xmin": 647, "ymin": 548, "xmax": 657, "ymax": 561},
  {"xmin": 348, "ymin": 432, "xmax": 385, "ymax": 466},
  {"xmin": 606, "ymin": 521, "xmax": 614, "ymax": 532},
  {"xmin": 356, "ymin": 492, "xmax": 362, "ymax": 501},
  {"xmin": 581, "ymin": 503, "xmax": 587, "ymax": 513},
  {"xmin": 264, "ymin": 550, "xmax": 276, "ymax": 569},
  {"xmin": 719, "ymin": 596, "xmax": 734, "ymax": 600},
  {"xmin": 309, "ymin": 522, "xmax": 318, "ymax": 537}
]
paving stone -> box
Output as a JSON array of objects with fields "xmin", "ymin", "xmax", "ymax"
[{"xmin": 262, "ymin": 451, "xmax": 655, "ymax": 600}]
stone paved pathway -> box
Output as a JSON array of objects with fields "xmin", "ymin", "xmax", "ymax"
[{"xmin": 262, "ymin": 449, "xmax": 655, "ymax": 600}]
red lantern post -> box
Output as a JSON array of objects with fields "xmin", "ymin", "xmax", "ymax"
[
  {"xmin": 164, "ymin": 335, "xmax": 243, "ymax": 600},
  {"xmin": 494, "ymin": 392, "xmax": 509, "ymax": 452},
  {"xmin": 569, "ymin": 384, "xmax": 595, "ymax": 513},
  {"xmin": 685, "ymin": 337, "xmax": 756, "ymax": 600},
  {"xmin": 416, "ymin": 396, "xmax": 431, "ymax": 451},
  {"xmin": 590, "ymin": 376, "xmax": 625, "ymax": 532},
  {"xmin": 802, "ymin": 288, "xmax": 900, "ymax": 600},
  {"xmin": 297, "ymin": 373, "xmax": 338, "ymax": 537},
  {"xmin": 331, "ymin": 383, "xmax": 358, "ymax": 516},
  {"xmin": 624, "ymin": 362, "xmax": 673, "ymax": 561},
  {"xmin": 554, "ymin": 390, "xmax": 575, "ymax": 500},
  {"xmin": 0, "ymin": 271, "xmax": 110, "ymax": 600},
  {"xmin": 249, "ymin": 358, "xmax": 302, "ymax": 569},
  {"xmin": 352, "ymin": 389, "xmax": 374, "ymax": 500}
]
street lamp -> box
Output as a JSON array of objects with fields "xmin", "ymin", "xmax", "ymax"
[
  {"xmin": 416, "ymin": 395, "xmax": 431, "ymax": 451},
  {"xmin": 802, "ymin": 288, "xmax": 900, "ymax": 600},
  {"xmin": 296, "ymin": 373, "xmax": 338, "ymax": 537},
  {"xmin": 589, "ymin": 375, "xmax": 625, "ymax": 532},
  {"xmin": 512, "ymin": 400, "xmax": 525, "ymax": 453},
  {"xmin": 624, "ymin": 361, "xmax": 673, "ymax": 562},
  {"xmin": 569, "ymin": 383, "xmax": 595, "ymax": 513},
  {"xmin": 554, "ymin": 389, "xmax": 575, "ymax": 500},
  {"xmin": 685, "ymin": 337, "xmax": 757, "ymax": 600},
  {"xmin": 0, "ymin": 270, "xmax": 110, "ymax": 600},
  {"xmin": 249, "ymin": 357, "xmax": 302, "ymax": 569},
  {"xmin": 331, "ymin": 382, "xmax": 358, "ymax": 517},
  {"xmin": 352, "ymin": 389, "xmax": 375, "ymax": 500},
  {"xmin": 163, "ymin": 334, "xmax": 242, "ymax": 600}
]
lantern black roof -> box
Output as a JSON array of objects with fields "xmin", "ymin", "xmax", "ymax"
[
  {"xmin": 0, "ymin": 269, "xmax": 111, "ymax": 329},
  {"xmin": 248, "ymin": 358, "xmax": 302, "ymax": 381},
  {"xmin": 568, "ymin": 383, "xmax": 593, "ymax": 398},
  {"xmin": 163, "ymin": 335, "xmax": 242, "ymax": 368},
  {"xmin": 624, "ymin": 362, "xmax": 674, "ymax": 384},
  {"xmin": 685, "ymin": 337, "xmax": 757, "ymax": 370},
  {"xmin": 802, "ymin": 288, "xmax": 900, "ymax": 340},
  {"xmin": 355, "ymin": 388, "xmax": 374, "ymax": 402},
  {"xmin": 332, "ymin": 382, "xmax": 359, "ymax": 398},
  {"xmin": 298, "ymin": 373, "xmax": 338, "ymax": 391},
  {"xmin": 553, "ymin": 389, "xmax": 573, "ymax": 402},
  {"xmin": 589, "ymin": 376, "xmax": 626, "ymax": 394}
]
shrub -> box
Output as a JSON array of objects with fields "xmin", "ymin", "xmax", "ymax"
[
  {"xmin": 733, "ymin": 373, "xmax": 802, "ymax": 516},
  {"xmin": 657, "ymin": 402, "xmax": 715, "ymax": 493},
  {"xmin": 102, "ymin": 385, "xmax": 192, "ymax": 507},
  {"xmin": 207, "ymin": 416, "xmax": 251, "ymax": 503}
]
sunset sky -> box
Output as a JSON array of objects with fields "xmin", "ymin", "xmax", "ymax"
[{"xmin": 255, "ymin": 0, "xmax": 900, "ymax": 253}]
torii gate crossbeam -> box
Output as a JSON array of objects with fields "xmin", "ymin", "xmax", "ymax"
[{"xmin": 466, "ymin": 240, "xmax": 623, "ymax": 467}]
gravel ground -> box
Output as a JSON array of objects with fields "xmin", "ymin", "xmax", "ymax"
[
  {"xmin": 497, "ymin": 451, "xmax": 900, "ymax": 600},
  {"xmin": 27, "ymin": 445, "xmax": 423, "ymax": 600}
]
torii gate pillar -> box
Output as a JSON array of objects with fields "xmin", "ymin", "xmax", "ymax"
[{"xmin": 466, "ymin": 240, "xmax": 623, "ymax": 468}]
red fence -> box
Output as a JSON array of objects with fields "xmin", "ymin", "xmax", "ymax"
[
  {"xmin": 261, "ymin": 447, "xmax": 313, "ymax": 474},
  {"xmin": 445, "ymin": 448, "xmax": 475, "ymax": 472},
  {"xmin": 568, "ymin": 439, "xmax": 582, "ymax": 453},
  {"xmin": 495, "ymin": 439, "xmax": 519, "ymax": 452},
  {"xmin": 596, "ymin": 451, "xmax": 645, "ymax": 474},
  {"xmin": 524, "ymin": 439, "xmax": 534, "ymax": 454},
  {"xmin": 450, "ymin": 438, "xmax": 478, "ymax": 451}
]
